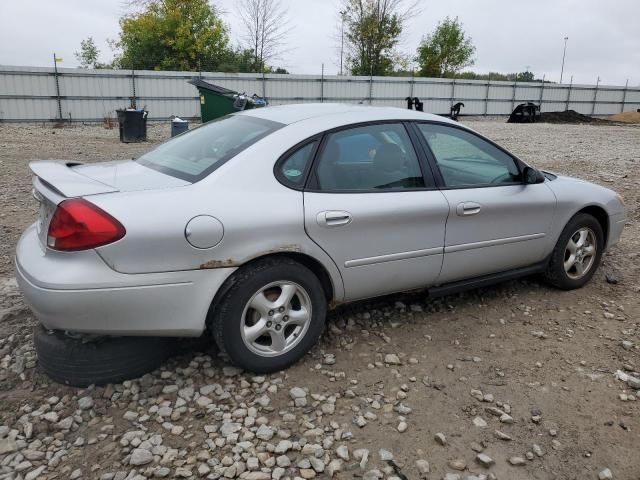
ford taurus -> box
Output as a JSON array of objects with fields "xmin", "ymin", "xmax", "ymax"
[{"xmin": 16, "ymin": 104, "xmax": 626, "ymax": 373}]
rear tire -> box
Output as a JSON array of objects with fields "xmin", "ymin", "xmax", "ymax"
[
  {"xmin": 543, "ymin": 213, "xmax": 604, "ymax": 290},
  {"xmin": 211, "ymin": 258, "xmax": 326, "ymax": 373},
  {"xmin": 34, "ymin": 327, "xmax": 173, "ymax": 387}
]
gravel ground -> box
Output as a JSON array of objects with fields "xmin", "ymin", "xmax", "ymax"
[{"xmin": 0, "ymin": 119, "xmax": 639, "ymax": 480}]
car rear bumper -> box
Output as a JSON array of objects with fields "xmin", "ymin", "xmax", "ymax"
[{"xmin": 15, "ymin": 224, "xmax": 234, "ymax": 336}]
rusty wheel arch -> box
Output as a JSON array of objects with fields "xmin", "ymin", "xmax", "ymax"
[{"xmin": 204, "ymin": 252, "xmax": 335, "ymax": 330}]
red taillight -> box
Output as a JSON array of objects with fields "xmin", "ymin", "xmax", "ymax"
[{"xmin": 47, "ymin": 199, "xmax": 125, "ymax": 251}]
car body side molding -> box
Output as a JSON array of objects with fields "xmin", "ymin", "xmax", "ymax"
[
  {"xmin": 344, "ymin": 246, "xmax": 443, "ymax": 268},
  {"xmin": 445, "ymin": 232, "xmax": 546, "ymax": 253}
]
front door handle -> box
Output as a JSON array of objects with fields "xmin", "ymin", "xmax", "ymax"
[
  {"xmin": 456, "ymin": 202, "xmax": 481, "ymax": 216},
  {"xmin": 317, "ymin": 210, "xmax": 352, "ymax": 227}
]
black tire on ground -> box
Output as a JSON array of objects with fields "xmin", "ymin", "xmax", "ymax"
[
  {"xmin": 543, "ymin": 213, "xmax": 604, "ymax": 290},
  {"xmin": 34, "ymin": 326, "xmax": 174, "ymax": 387},
  {"xmin": 211, "ymin": 257, "xmax": 327, "ymax": 373}
]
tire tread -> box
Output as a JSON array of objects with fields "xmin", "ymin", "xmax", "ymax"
[
  {"xmin": 34, "ymin": 327, "xmax": 174, "ymax": 387},
  {"xmin": 543, "ymin": 213, "xmax": 604, "ymax": 290}
]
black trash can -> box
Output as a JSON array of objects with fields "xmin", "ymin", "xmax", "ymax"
[
  {"xmin": 116, "ymin": 109, "xmax": 148, "ymax": 143},
  {"xmin": 171, "ymin": 117, "xmax": 189, "ymax": 137}
]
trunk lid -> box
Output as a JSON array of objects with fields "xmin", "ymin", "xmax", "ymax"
[
  {"xmin": 30, "ymin": 161, "xmax": 118, "ymax": 198},
  {"xmin": 30, "ymin": 160, "xmax": 190, "ymax": 247},
  {"xmin": 72, "ymin": 160, "xmax": 190, "ymax": 192},
  {"xmin": 30, "ymin": 160, "xmax": 190, "ymax": 198}
]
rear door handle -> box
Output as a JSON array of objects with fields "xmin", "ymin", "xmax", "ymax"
[
  {"xmin": 456, "ymin": 202, "xmax": 481, "ymax": 216},
  {"xmin": 317, "ymin": 210, "xmax": 352, "ymax": 227}
]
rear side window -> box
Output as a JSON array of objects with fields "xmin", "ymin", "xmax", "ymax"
[
  {"xmin": 313, "ymin": 123, "xmax": 427, "ymax": 191},
  {"xmin": 277, "ymin": 140, "xmax": 318, "ymax": 188},
  {"xmin": 137, "ymin": 115, "xmax": 283, "ymax": 182}
]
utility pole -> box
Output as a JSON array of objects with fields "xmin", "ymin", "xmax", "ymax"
[
  {"xmin": 339, "ymin": 10, "xmax": 347, "ymax": 75},
  {"xmin": 560, "ymin": 37, "xmax": 568, "ymax": 84}
]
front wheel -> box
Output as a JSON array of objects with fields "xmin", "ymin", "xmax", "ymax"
[
  {"xmin": 211, "ymin": 258, "xmax": 326, "ymax": 373},
  {"xmin": 543, "ymin": 213, "xmax": 604, "ymax": 290}
]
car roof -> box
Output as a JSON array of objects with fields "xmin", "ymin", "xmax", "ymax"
[{"xmin": 238, "ymin": 102, "xmax": 459, "ymax": 126}]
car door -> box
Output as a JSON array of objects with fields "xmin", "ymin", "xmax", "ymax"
[
  {"xmin": 413, "ymin": 122, "xmax": 557, "ymax": 284},
  {"xmin": 302, "ymin": 122, "xmax": 449, "ymax": 301}
]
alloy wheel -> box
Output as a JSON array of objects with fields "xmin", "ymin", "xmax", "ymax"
[
  {"xmin": 564, "ymin": 227, "xmax": 597, "ymax": 280},
  {"xmin": 240, "ymin": 281, "xmax": 312, "ymax": 357}
]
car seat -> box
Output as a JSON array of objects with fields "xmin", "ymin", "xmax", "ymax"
[{"xmin": 371, "ymin": 143, "xmax": 408, "ymax": 188}]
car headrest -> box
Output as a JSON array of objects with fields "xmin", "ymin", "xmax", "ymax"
[{"xmin": 373, "ymin": 143, "xmax": 404, "ymax": 172}]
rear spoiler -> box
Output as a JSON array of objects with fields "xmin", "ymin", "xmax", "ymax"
[{"xmin": 30, "ymin": 161, "xmax": 118, "ymax": 199}]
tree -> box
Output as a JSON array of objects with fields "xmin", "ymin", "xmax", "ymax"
[
  {"xmin": 417, "ymin": 17, "xmax": 475, "ymax": 78},
  {"xmin": 217, "ymin": 47, "xmax": 257, "ymax": 73},
  {"xmin": 237, "ymin": 0, "xmax": 290, "ymax": 72},
  {"xmin": 115, "ymin": 0, "xmax": 231, "ymax": 71},
  {"xmin": 342, "ymin": 0, "xmax": 418, "ymax": 76},
  {"xmin": 75, "ymin": 37, "xmax": 100, "ymax": 69},
  {"xmin": 455, "ymin": 71, "xmax": 543, "ymax": 82},
  {"xmin": 516, "ymin": 70, "xmax": 535, "ymax": 82}
]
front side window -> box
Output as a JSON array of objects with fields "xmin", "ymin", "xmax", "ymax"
[
  {"xmin": 314, "ymin": 123, "xmax": 426, "ymax": 191},
  {"xmin": 416, "ymin": 124, "xmax": 521, "ymax": 187},
  {"xmin": 138, "ymin": 115, "xmax": 283, "ymax": 182}
]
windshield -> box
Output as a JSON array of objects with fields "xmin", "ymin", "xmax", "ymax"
[{"xmin": 137, "ymin": 114, "xmax": 283, "ymax": 182}]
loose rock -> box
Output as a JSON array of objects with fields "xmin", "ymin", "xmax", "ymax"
[
  {"xmin": 599, "ymin": 468, "xmax": 613, "ymax": 480},
  {"xmin": 476, "ymin": 453, "xmax": 494, "ymax": 468}
]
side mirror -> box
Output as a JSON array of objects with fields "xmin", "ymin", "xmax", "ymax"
[{"xmin": 524, "ymin": 167, "xmax": 545, "ymax": 184}]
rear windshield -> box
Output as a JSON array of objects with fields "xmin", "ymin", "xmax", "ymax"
[{"xmin": 137, "ymin": 114, "xmax": 283, "ymax": 182}]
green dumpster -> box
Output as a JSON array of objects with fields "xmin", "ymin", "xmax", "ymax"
[{"xmin": 188, "ymin": 78, "xmax": 268, "ymax": 123}]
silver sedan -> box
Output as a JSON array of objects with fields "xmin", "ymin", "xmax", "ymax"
[{"xmin": 16, "ymin": 104, "xmax": 626, "ymax": 372}]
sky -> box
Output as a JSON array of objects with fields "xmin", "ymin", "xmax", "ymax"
[{"xmin": 0, "ymin": 0, "xmax": 638, "ymax": 86}]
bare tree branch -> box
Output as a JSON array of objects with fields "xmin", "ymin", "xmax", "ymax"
[{"xmin": 237, "ymin": 0, "xmax": 291, "ymax": 71}]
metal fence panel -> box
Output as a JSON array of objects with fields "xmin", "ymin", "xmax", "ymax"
[
  {"xmin": 542, "ymin": 86, "xmax": 570, "ymax": 102},
  {"xmin": 514, "ymin": 86, "xmax": 540, "ymax": 102},
  {"xmin": 567, "ymin": 102, "xmax": 587, "ymax": 113},
  {"xmin": 371, "ymin": 78, "xmax": 409, "ymax": 99},
  {"xmin": 324, "ymin": 79, "xmax": 368, "ymax": 102},
  {"xmin": 1, "ymin": 65, "xmax": 638, "ymax": 122},
  {"xmin": 597, "ymin": 88, "xmax": 623, "ymax": 103},
  {"xmin": 460, "ymin": 100, "xmax": 485, "ymax": 115},
  {"xmin": 412, "ymin": 80, "xmax": 452, "ymax": 100},
  {"xmin": 625, "ymin": 88, "xmax": 639, "ymax": 106},
  {"xmin": 455, "ymin": 83, "xmax": 487, "ymax": 100},
  {"xmin": 136, "ymin": 75, "xmax": 192, "ymax": 98},
  {"xmin": 594, "ymin": 103, "xmax": 620, "ymax": 115},
  {"xmin": 2, "ymin": 71, "xmax": 55, "ymax": 96},
  {"xmin": 569, "ymin": 88, "xmax": 594, "ymax": 102},
  {"xmin": 65, "ymin": 74, "xmax": 130, "ymax": 98},
  {"xmin": 489, "ymin": 85, "xmax": 513, "ymax": 100}
]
